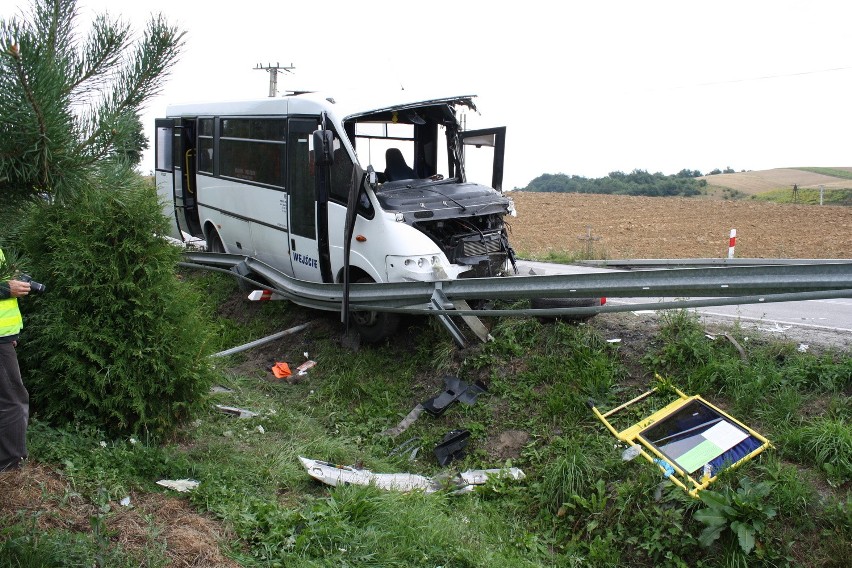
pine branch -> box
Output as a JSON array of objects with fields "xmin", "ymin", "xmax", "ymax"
[
  {"xmin": 66, "ymin": 14, "xmax": 130, "ymax": 97},
  {"xmin": 7, "ymin": 43, "xmax": 51, "ymax": 189},
  {"xmin": 76, "ymin": 14, "xmax": 184, "ymax": 161}
]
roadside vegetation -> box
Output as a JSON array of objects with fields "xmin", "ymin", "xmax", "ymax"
[
  {"xmin": 2, "ymin": 273, "xmax": 848, "ymax": 567},
  {"xmin": 523, "ymin": 170, "xmax": 708, "ymax": 197},
  {"xmin": 524, "ymin": 168, "xmax": 852, "ymax": 206},
  {"xmin": 750, "ymin": 187, "xmax": 852, "ymax": 206}
]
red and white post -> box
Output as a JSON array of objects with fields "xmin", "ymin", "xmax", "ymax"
[{"xmin": 727, "ymin": 229, "xmax": 737, "ymax": 259}]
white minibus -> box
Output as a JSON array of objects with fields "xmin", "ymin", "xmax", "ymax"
[{"xmin": 155, "ymin": 91, "xmax": 515, "ymax": 340}]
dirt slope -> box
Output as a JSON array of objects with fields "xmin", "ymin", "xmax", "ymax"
[{"xmin": 506, "ymin": 191, "xmax": 852, "ymax": 259}]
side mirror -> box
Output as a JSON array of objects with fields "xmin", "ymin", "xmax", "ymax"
[{"xmin": 312, "ymin": 130, "xmax": 334, "ymax": 166}]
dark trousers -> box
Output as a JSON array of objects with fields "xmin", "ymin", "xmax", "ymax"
[{"xmin": 0, "ymin": 341, "xmax": 28, "ymax": 471}]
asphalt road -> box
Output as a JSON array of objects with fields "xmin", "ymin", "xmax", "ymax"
[{"xmin": 515, "ymin": 259, "xmax": 852, "ymax": 349}]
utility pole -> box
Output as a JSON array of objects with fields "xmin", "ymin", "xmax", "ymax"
[{"xmin": 254, "ymin": 62, "xmax": 295, "ymax": 97}]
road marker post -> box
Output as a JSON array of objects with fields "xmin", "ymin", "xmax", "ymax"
[{"xmin": 727, "ymin": 229, "xmax": 736, "ymax": 259}]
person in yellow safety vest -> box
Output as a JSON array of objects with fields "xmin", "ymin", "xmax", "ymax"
[{"xmin": 0, "ymin": 247, "xmax": 31, "ymax": 473}]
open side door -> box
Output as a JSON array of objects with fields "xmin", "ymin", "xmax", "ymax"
[
  {"xmin": 154, "ymin": 119, "xmax": 182, "ymax": 240},
  {"xmin": 460, "ymin": 127, "xmax": 506, "ymax": 192},
  {"xmin": 154, "ymin": 118, "xmax": 203, "ymax": 239}
]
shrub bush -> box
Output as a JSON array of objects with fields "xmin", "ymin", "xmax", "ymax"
[{"xmin": 17, "ymin": 168, "xmax": 213, "ymax": 436}]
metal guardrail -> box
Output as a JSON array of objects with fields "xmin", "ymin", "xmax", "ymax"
[
  {"xmin": 576, "ymin": 258, "xmax": 849, "ymax": 269},
  {"xmin": 181, "ymin": 252, "xmax": 852, "ymax": 312},
  {"xmin": 180, "ymin": 252, "xmax": 852, "ymax": 346}
]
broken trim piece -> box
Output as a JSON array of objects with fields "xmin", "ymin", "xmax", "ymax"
[{"xmin": 299, "ymin": 456, "xmax": 524, "ymax": 494}]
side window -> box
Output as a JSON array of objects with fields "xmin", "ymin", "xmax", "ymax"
[
  {"xmin": 155, "ymin": 124, "xmax": 173, "ymax": 172},
  {"xmin": 324, "ymin": 128, "xmax": 372, "ymax": 218},
  {"xmin": 288, "ymin": 118, "xmax": 317, "ymax": 238},
  {"xmin": 218, "ymin": 118, "xmax": 286, "ymax": 188},
  {"xmin": 197, "ymin": 118, "xmax": 214, "ymax": 174},
  {"xmin": 329, "ymin": 137, "xmax": 354, "ymax": 204},
  {"xmin": 357, "ymin": 187, "xmax": 374, "ymax": 219}
]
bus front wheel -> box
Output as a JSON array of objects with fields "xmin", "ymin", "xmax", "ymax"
[{"xmin": 350, "ymin": 277, "xmax": 400, "ymax": 343}]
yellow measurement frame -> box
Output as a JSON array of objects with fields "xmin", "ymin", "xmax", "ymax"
[{"xmin": 590, "ymin": 380, "xmax": 772, "ymax": 498}]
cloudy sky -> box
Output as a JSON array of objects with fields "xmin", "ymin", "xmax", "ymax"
[{"xmin": 5, "ymin": 0, "xmax": 851, "ymax": 189}]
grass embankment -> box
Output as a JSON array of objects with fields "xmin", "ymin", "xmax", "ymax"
[
  {"xmin": 1, "ymin": 271, "xmax": 849, "ymax": 567},
  {"xmin": 751, "ymin": 187, "xmax": 852, "ymax": 206},
  {"xmin": 703, "ymin": 167, "xmax": 852, "ymax": 205}
]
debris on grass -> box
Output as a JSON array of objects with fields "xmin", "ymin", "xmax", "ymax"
[
  {"xmin": 299, "ymin": 456, "xmax": 525, "ymax": 494},
  {"xmin": 271, "ymin": 361, "xmax": 292, "ymax": 379},
  {"xmin": 381, "ymin": 404, "xmax": 425, "ymax": 437},
  {"xmin": 381, "ymin": 376, "xmax": 487, "ymax": 438},
  {"xmin": 759, "ymin": 323, "xmax": 793, "ymax": 333},
  {"xmin": 421, "ymin": 375, "xmax": 487, "ymax": 417},
  {"xmin": 296, "ymin": 360, "xmax": 317, "ymax": 376},
  {"xmin": 215, "ymin": 405, "xmax": 258, "ymax": 419},
  {"xmin": 388, "ymin": 437, "xmax": 421, "ymax": 461},
  {"xmin": 156, "ymin": 479, "xmax": 200, "ymax": 493},
  {"xmin": 434, "ymin": 429, "xmax": 471, "ymax": 466}
]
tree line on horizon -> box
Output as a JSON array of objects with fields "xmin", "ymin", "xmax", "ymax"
[{"xmin": 520, "ymin": 168, "xmax": 737, "ymax": 197}]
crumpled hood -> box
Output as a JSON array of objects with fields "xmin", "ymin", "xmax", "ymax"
[{"xmin": 374, "ymin": 180, "xmax": 510, "ymax": 220}]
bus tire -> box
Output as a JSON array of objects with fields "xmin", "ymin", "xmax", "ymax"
[
  {"xmin": 351, "ymin": 277, "xmax": 400, "ymax": 343},
  {"xmin": 206, "ymin": 228, "xmax": 225, "ymax": 253},
  {"xmin": 530, "ymin": 297, "xmax": 600, "ymax": 323}
]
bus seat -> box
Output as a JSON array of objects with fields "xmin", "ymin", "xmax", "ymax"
[{"xmin": 384, "ymin": 148, "xmax": 417, "ymax": 181}]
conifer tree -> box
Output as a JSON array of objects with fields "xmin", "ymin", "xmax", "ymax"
[
  {"xmin": 0, "ymin": 1, "xmax": 210, "ymax": 437},
  {"xmin": 0, "ymin": 0, "xmax": 184, "ymax": 202}
]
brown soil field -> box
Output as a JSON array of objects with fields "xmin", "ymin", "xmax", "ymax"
[
  {"xmin": 699, "ymin": 167, "xmax": 852, "ymax": 194},
  {"xmin": 505, "ymin": 192, "xmax": 852, "ymax": 259}
]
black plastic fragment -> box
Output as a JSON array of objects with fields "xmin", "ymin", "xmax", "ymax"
[
  {"xmin": 434, "ymin": 429, "xmax": 470, "ymax": 466},
  {"xmin": 421, "ymin": 375, "xmax": 487, "ymax": 417}
]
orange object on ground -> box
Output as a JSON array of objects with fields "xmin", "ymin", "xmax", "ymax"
[{"xmin": 272, "ymin": 362, "xmax": 292, "ymax": 379}]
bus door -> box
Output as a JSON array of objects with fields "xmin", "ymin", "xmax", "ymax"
[
  {"xmin": 154, "ymin": 119, "xmax": 182, "ymax": 240},
  {"xmin": 173, "ymin": 118, "xmax": 203, "ymax": 238},
  {"xmin": 154, "ymin": 118, "xmax": 203, "ymax": 240},
  {"xmin": 460, "ymin": 126, "xmax": 506, "ymax": 192},
  {"xmin": 287, "ymin": 118, "xmax": 328, "ymax": 282}
]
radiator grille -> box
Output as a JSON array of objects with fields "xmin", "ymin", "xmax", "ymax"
[{"xmin": 463, "ymin": 239, "xmax": 502, "ymax": 257}]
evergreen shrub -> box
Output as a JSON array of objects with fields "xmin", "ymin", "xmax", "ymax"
[{"xmin": 18, "ymin": 168, "xmax": 213, "ymax": 436}]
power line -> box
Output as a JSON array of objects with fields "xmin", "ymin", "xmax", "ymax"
[{"xmin": 254, "ymin": 62, "xmax": 295, "ymax": 97}]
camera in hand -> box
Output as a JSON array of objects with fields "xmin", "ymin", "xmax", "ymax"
[{"xmin": 19, "ymin": 274, "xmax": 46, "ymax": 293}]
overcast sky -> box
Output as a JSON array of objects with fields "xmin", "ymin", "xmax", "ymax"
[{"xmin": 5, "ymin": 0, "xmax": 852, "ymax": 189}]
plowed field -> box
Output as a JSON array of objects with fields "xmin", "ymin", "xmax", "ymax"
[{"xmin": 506, "ymin": 192, "xmax": 852, "ymax": 259}]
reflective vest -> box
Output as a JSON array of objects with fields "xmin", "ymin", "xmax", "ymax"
[{"xmin": 0, "ymin": 249, "xmax": 23, "ymax": 337}]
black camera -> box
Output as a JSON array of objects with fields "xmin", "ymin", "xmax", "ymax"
[{"xmin": 19, "ymin": 274, "xmax": 46, "ymax": 293}]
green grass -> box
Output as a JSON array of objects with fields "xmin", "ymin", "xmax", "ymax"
[
  {"xmin": 793, "ymin": 167, "xmax": 852, "ymax": 180},
  {"xmin": 751, "ymin": 187, "xmax": 852, "ymax": 205},
  {"xmin": 3, "ymin": 275, "xmax": 850, "ymax": 567}
]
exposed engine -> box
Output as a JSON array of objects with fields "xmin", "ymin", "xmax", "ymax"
[{"xmin": 414, "ymin": 214, "xmax": 512, "ymax": 277}]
